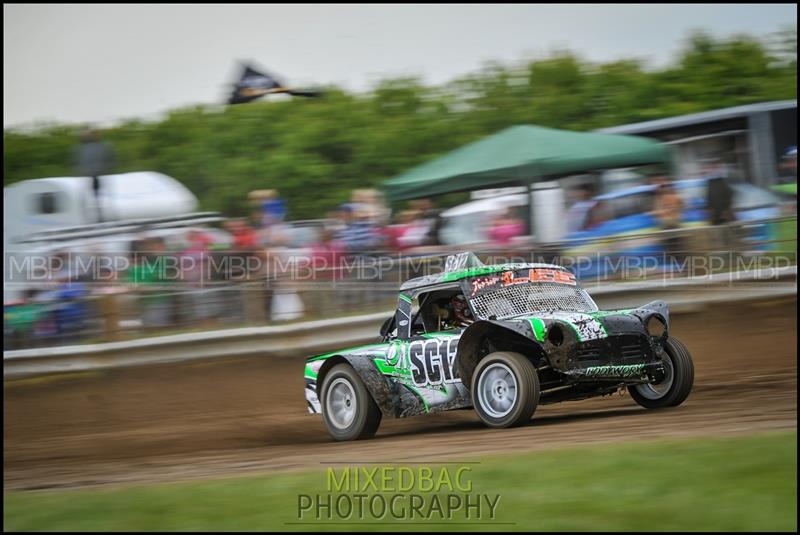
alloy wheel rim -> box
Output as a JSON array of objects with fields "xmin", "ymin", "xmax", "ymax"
[
  {"xmin": 477, "ymin": 362, "xmax": 518, "ymax": 418},
  {"xmin": 326, "ymin": 377, "xmax": 357, "ymax": 429},
  {"xmin": 635, "ymin": 355, "xmax": 675, "ymax": 400}
]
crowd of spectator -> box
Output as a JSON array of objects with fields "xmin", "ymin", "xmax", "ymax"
[{"xmin": 6, "ymin": 160, "xmax": 795, "ymax": 351}]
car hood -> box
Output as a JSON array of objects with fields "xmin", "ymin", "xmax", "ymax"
[{"xmin": 497, "ymin": 300, "xmax": 669, "ymax": 343}]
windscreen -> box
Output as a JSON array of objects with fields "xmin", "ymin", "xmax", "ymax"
[{"xmin": 467, "ymin": 268, "xmax": 598, "ymax": 319}]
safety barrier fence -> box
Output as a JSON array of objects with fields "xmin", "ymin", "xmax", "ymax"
[
  {"xmin": 4, "ymin": 216, "xmax": 796, "ymax": 351},
  {"xmin": 3, "ymin": 264, "xmax": 795, "ymax": 378}
]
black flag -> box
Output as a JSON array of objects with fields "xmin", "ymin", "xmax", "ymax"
[{"xmin": 227, "ymin": 64, "xmax": 321, "ymax": 104}]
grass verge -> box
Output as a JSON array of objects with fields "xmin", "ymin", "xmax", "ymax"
[{"xmin": 4, "ymin": 431, "xmax": 796, "ymax": 531}]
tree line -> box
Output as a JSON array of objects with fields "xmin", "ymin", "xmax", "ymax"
[{"xmin": 4, "ymin": 28, "xmax": 796, "ymax": 219}]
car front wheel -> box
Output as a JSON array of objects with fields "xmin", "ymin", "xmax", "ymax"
[{"xmin": 629, "ymin": 336, "xmax": 694, "ymax": 409}]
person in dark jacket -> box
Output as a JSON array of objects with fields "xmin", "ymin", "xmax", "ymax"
[
  {"xmin": 74, "ymin": 128, "xmax": 116, "ymax": 222},
  {"xmin": 704, "ymin": 161, "xmax": 734, "ymax": 225}
]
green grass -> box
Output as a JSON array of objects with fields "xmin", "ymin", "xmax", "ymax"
[{"xmin": 4, "ymin": 432, "xmax": 797, "ymax": 531}]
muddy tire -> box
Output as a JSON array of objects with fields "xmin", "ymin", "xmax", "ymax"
[
  {"xmin": 471, "ymin": 351, "xmax": 539, "ymax": 428},
  {"xmin": 629, "ymin": 336, "xmax": 694, "ymax": 409},
  {"xmin": 320, "ymin": 363, "xmax": 382, "ymax": 441}
]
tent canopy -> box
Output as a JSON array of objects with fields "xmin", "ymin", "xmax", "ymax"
[{"xmin": 383, "ymin": 124, "xmax": 671, "ymax": 201}]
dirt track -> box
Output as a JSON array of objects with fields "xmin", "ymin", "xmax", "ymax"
[{"xmin": 4, "ymin": 298, "xmax": 797, "ymax": 491}]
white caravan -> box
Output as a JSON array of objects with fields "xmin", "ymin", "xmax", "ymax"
[{"xmin": 3, "ymin": 171, "xmax": 205, "ymax": 301}]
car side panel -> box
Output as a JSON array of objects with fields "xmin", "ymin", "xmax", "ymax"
[{"xmin": 305, "ymin": 334, "xmax": 472, "ymax": 419}]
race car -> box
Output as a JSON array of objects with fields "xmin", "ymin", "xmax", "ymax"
[{"xmin": 304, "ymin": 253, "xmax": 694, "ymax": 441}]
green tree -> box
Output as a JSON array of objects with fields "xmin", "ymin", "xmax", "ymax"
[{"xmin": 4, "ymin": 29, "xmax": 796, "ymax": 219}]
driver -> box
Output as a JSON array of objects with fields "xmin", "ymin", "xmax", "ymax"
[{"xmin": 449, "ymin": 294, "xmax": 474, "ymax": 328}]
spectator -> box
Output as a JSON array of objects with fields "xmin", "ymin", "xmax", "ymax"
[
  {"xmin": 227, "ymin": 218, "xmax": 260, "ymax": 251},
  {"xmin": 777, "ymin": 146, "xmax": 797, "ymax": 184},
  {"xmin": 249, "ymin": 189, "xmax": 292, "ymax": 247},
  {"xmin": 488, "ymin": 209, "xmax": 526, "ymax": 246},
  {"xmin": 182, "ymin": 229, "xmax": 212, "ymax": 284},
  {"xmin": 310, "ymin": 227, "xmax": 346, "ymax": 282},
  {"xmin": 53, "ymin": 280, "xmax": 89, "ymax": 344},
  {"xmin": 352, "ymin": 189, "xmax": 391, "ymax": 227},
  {"xmin": 181, "ymin": 229, "xmax": 217, "ymax": 326},
  {"xmin": 384, "ymin": 209, "xmax": 434, "ymax": 251},
  {"xmin": 73, "ymin": 127, "xmax": 115, "ymax": 223},
  {"xmin": 127, "ymin": 237, "xmax": 171, "ymax": 328},
  {"xmin": 653, "ymin": 182, "xmax": 684, "ymax": 231},
  {"xmin": 653, "ymin": 181, "xmax": 686, "ymax": 270},
  {"xmin": 565, "ymin": 184, "xmax": 598, "ymax": 233},
  {"xmin": 410, "ymin": 198, "xmax": 443, "ymax": 246},
  {"xmin": 334, "ymin": 204, "xmax": 382, "ymax": 252},
  {"xmin": 248, "ymin": 189, "xmax": 287, "ymax": 227},
  {"xmin": 383, "ymin": 210, "xmax": 414, "ymax": 251},
  {"xmin": 4, "ymin": 289, "xmax": 43, "ymax": 350},
  {"xmin": 704, "ymin": 162, "xmax": 735, "ymax": 225}
]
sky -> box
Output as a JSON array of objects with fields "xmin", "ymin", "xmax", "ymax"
[{"xmin": 3, "ymin": 4, "xmax": 797, "ymax": 128}]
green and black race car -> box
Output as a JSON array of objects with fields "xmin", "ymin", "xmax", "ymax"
[{"xmin": 304, "ymin": 253, "xmax": 694, "ymax": 441}]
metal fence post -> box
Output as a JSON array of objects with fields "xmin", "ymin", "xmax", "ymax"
[{"xmin": 101, "ymin": 293, "xmax": 120, "ymax": 342}]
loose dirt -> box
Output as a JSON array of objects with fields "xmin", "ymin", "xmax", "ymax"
[{"xmin": 4, "ymin": 299, "xmax": 796, "ymax": 490}]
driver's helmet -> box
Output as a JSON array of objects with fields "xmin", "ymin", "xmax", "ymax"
[{"xmin": 450, "ymin": 295, "xmax": 474, "ymax": 327}]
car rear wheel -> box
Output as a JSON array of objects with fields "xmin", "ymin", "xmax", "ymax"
[
  {"xmin": 629, "ymin": 336, "xmax": 694, "ymax": 409},
  {"xmin": 471, "ymin": 351, "xmax": 539, "ymax": 428},
  {"xmin": 321, "ymin": 363, "xmax": 382, "ymax": 441}
]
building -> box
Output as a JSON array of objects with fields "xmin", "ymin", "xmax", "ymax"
[{"xmin": 598, "ymin": 100, "xmax": 797, "ymax": 187}]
